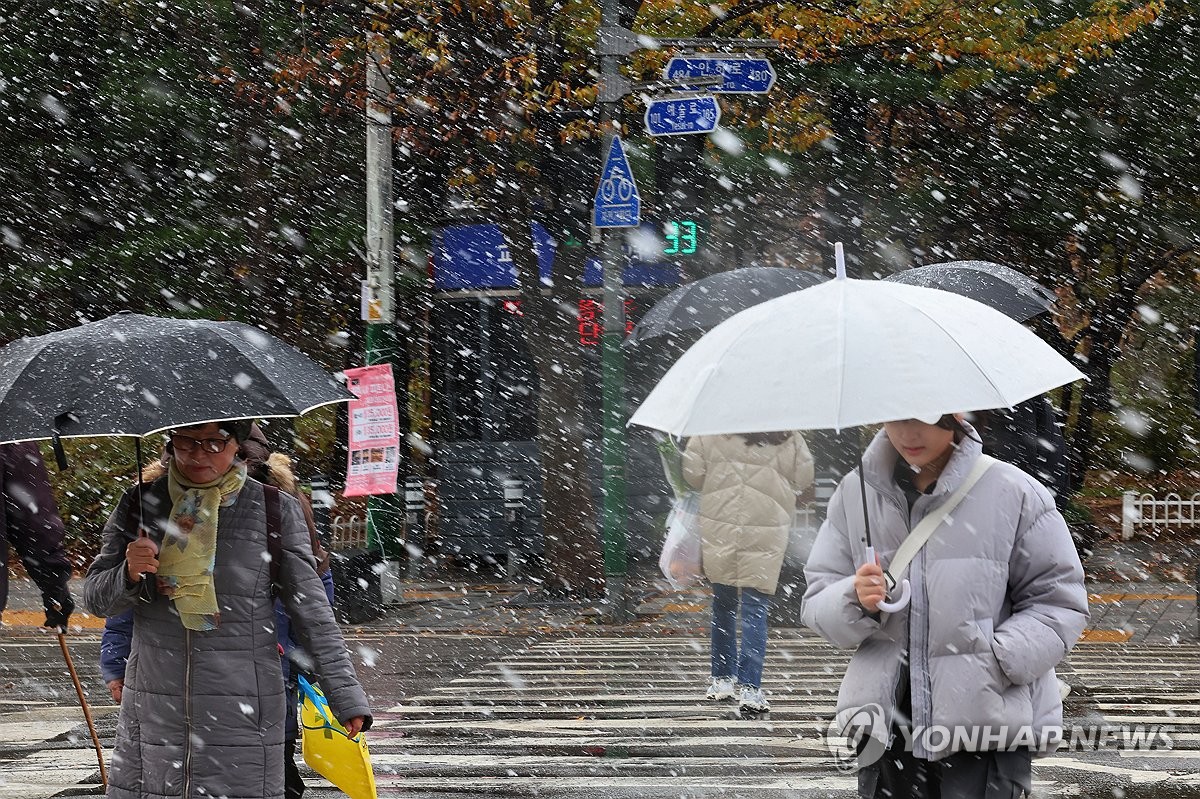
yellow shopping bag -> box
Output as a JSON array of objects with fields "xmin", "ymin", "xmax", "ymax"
[{"xmin": 298, "ymin": 675, "xmax": 377, "ymax": 799}]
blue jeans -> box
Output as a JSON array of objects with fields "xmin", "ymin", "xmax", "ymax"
[{"xmin": 710, "ymin": 582, "xmax": 770, "ymax": 688}]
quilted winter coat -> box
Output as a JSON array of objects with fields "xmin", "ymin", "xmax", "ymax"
[
  {"xmin": 802, "ymin": 427, "xmax": 1088, "ymax": 761},
  {"xmin": 683, "ymin": 433, "xmax": 814, "ymax": 594},
  {"xmin": 84, "ymin": 477, "xmax": 371, "ymax": 799}
]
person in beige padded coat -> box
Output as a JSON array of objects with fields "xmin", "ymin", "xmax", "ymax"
[{"xmin": 684, "ymin": 431, "xmax": 814, "ymax": 714}]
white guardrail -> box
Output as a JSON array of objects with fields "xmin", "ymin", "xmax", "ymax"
[
  {"xmin": 1122, "ymin": 491, "xmax": 1200, "ymax": 540},
  {"xmin": 330, "ymin": 515, "xmax": 368, "ymax": 550}
]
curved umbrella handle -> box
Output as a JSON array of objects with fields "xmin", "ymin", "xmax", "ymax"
[
  {"xmin": 877, "ymin": 580, "xmax": 911, "ymax": 613},
  {"xmin": 863, "ymin": 546, "xmax": 912, "ymax": 613}
]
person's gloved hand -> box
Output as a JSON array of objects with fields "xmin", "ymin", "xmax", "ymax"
[{"xmin": 43, "ymin": 595, "xmax": 75, "ymax": 631}]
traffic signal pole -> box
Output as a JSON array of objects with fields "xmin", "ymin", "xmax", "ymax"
[{"xmin": 597, "ymin": 0, "xmax": 631, "ymax": 620}]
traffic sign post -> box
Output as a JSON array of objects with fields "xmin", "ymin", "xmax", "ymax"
[
  {"xmin": 594, "ymin": 24, "xmax": 777, "ymax": 620},
  {"xmin": 593, "ymin": 135, "xmax": 641, "ymax": 228},
  {"xmin": 663, "ymin": 55, "xmax": 777, "ymax": 94},
  {"xmin": 644, "ymin": 95, "xmax": 721, "ymax": 137}
]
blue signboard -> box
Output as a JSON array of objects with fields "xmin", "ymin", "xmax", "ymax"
[
  {"xmin": 593, "ymin": 135, "xmax": 641, "ymax": 229},
  {"xmin": 432, "ymin": 223, "xmax": 679, "ymax": 291},
  {"xmin": 644, "ymin": 95, "xmax": 721, "ymax": 137},
  {"xmin": 663, "ymin": 56, "xmax": 777, "ymax": 94}
]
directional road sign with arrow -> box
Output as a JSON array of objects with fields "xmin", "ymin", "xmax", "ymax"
[
  {"xmin": 663, "ymin": 56, "xmax": 777, "ymax": 94},
  {"xmin": 644, "ymin": 95, "xmax": 721, "ymax": 137}
]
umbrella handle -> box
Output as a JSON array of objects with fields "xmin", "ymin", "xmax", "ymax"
[
  {"xmin": 57, "ymin": 632, "xmax": 108, "ymax": 790},
  {"xmin": 864, "ymin": 546, "xmax": 912, "ymax": 613},
  {"xmin": 877, "ymin": 580, "xmax": 911, "ymax": 613}
]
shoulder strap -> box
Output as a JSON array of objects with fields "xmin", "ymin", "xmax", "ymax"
[
  {"xmin": 264, "ymin": 484, "xmax": 283, "ymax": 596},
  {"xmin": 886, "ymin": 455, "xmax": 996, "ymax": 581}
]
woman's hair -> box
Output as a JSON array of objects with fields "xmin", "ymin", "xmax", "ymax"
[
  {"xmin": 934, "ymin": 414, "xmax": 982, "ymax": 444},
  {"xmin": 739, "ymin": 431, "xmax": 791, "ymax": 447}
]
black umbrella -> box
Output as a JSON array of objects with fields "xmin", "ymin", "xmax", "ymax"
[
  {"xmin": 0, "ymin": 311, "xmax": 353, "ymax": 446},
  {"xmin": 625, "ymin": 266, "xmax": 826, "ymax": 346},
  {"xmin": 883, "ymin": 260, "xmax": 1056, "ymax": 322}
]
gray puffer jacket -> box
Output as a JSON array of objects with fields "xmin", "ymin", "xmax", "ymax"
[
  {"xmin": 84, "ymin": 477, "xmax": 371, "ymax": 799},
  {"xmin": 802, "ymin": 427, "xmax": 1087, "ymax": 761}
]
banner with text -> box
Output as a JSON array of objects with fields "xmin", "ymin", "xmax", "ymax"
[{"xmin": 343, "ymin": 364, "xmax": 399, "ymax": 497}]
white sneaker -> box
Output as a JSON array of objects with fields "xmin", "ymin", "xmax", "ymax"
[
  {"xmin": 706, "ymin": 676, "xmax": 737, "ymax": 701},
  {"xmin": 739, "ymin": 685, "xmax": 770, "ymax": 714}
]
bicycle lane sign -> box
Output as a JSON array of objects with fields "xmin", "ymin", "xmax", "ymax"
[{"xmin": 593, "ymin": 135, "xmax": 641, "ymax": 229}]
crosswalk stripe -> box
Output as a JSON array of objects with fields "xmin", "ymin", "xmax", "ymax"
[{"xmin": 5, "ymin": 632, "xmax": 1200, "ymax": 797}]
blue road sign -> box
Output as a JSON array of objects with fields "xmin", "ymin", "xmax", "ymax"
[
  {"xmin": 593, "ymin": 135, "xmax": 641, "ymax": 229},
  {"xmin": 644, "ymin": 95, "xmax": 721, "ymax": 137},
  {"xmin": 663, "ymin": 56, "xmax": 777, "ymax": 94}
]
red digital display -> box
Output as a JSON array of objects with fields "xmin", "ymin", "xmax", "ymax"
[{"xmin": 501, "ymin": 299, "xmax": 635, "ymax": 346}]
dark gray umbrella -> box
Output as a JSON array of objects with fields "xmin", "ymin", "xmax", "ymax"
[
  {"xmin": 626, "ymin": 266, "xmax": 826, "ymax": 346},
  {"xmin": 0, "ymin": 311, "xmax": 353, "ymax": 445},
  {"xmin": 883, "ymin": 260, "xmax": 1056, "ymax": 322}
]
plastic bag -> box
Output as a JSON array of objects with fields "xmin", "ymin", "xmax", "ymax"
[
  {"xmin": 299, "ymin": 674, "xmax": 377, "ymax": 799},
  {"xmin": 659, "ymin": 491, "xmax": 703, "ymax": 588}
]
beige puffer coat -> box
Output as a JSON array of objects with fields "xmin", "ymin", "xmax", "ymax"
[{"xmin": 683, "ymin": 433, "xmax": 814, "ymax": 594}]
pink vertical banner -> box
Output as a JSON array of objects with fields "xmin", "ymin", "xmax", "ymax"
[{"xmin": 343, "ymin": 364, "xmax": 400, "ymax": 497}]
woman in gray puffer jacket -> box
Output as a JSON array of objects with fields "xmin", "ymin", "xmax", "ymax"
[
  {"xmin": 85, "ymin": 419, "xmax": 371, "ymax": 799},
  {"xmin": 803, "ymin": 415, "xmax": 1088, "ymax": 799}
]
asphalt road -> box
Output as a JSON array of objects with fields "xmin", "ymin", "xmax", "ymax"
[{"xmin": 4, "ymin": 628, "xmax": 1200, "ymax": 799}]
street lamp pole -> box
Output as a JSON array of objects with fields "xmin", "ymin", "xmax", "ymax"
[
  {"xmin": 598, "ymin": 0, "xmax": 630, "ymax": 619},
  {"xmin": 365, "ymin": 26, "xmax": 402, "ymax": 559}
]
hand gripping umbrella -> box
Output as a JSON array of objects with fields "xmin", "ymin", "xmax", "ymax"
[
  {"xmin": 0, "ymin": 312, "xmax": 355, "ymax": 772},
  {"xmin": 630, "ymin": 244, "xmax": 1084, "ymax": 610}
]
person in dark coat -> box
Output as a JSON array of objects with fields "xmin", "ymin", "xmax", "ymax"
[
  {"xmin": 84, "ymin": 419, "xmax": 369, "ymax": 799},
  {"xmin": 100, "ymin": 423, "xmax": 335, "ymax": 799},
  {"xmin": 0, "ymin": 442, "xmax": 74, "ymax": 629},
  {"xmin": 972, "ymin": 395, "xmax": 1072, "ymax": 505}
]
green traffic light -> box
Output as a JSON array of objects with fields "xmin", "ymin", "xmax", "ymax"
[{"xmin": 664, "ymin": 219, "xmax": 700, "ymax": 256}]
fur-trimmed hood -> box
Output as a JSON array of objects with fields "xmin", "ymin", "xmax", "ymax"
[{"xmin": 142, "ymin": 451, "xmax": 298, "ymax": 495}]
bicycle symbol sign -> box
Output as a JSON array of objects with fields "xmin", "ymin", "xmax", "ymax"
[{"xmin": 593, "ymin": 135, "xmax": 640, "ymax": 229}]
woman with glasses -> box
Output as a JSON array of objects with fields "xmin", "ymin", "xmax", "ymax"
[
  {"xmin": 802, "ymin": 415, "xmax": 1088, "ymax": 799},
  {"xmin": 83, "ymin": 420, "xmax": 370, "ymax": 799}
]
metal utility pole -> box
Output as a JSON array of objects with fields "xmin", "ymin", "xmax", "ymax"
[
  {"xmin": 365, "ymin": 28, "xmax": 403, "ymax": 558},
  {"xmin": 592, "ymin": 16, "xmax": 777, "ymax": 620},
  {"xmin": 597, "ymin": 0, "xmax": 631, "ymax": 620}
]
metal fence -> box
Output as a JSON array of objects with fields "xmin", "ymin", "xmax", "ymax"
[
  {"xmin": 330, "ymin": 514, "xmax": 369, "ymax": 550},
  {"xmin": 1121, "ymin": 491, "xmax": 1200, "ymax": 539}
]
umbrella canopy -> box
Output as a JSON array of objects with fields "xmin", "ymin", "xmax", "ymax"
[
  {"xmin": 0, "ymin": 311, "xmax": 353, "ymax": 443},
  {"xmin": 629, "ymin": 272, "xmax": 1083, "ymax": 437},
  {"xmin": 625, "ymin": 266, "xmax": 826, "ymax": 346},
  {"xmin": 883, "ymin": 260, "xmax": 1056, "ymax": 322}
]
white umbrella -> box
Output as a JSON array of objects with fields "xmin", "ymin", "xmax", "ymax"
[
  {"xmin": 631, "ymin": 244, "xmax": 1084, "ymax": 612},
  {"xmin": 629, "ymin": 246, "xmax": 1083, "ymax": 437}
]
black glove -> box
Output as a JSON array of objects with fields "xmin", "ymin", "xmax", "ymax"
[{"xmin": 43, "ymin": 595, "xmax": 74, "ymax": 631}]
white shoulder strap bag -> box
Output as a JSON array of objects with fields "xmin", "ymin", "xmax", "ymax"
[{"xmin": 868, "ymin": 454, "xmax": 996, "ymax": 613}]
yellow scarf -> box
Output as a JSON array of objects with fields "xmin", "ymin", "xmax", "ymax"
[{"xmin": 158, "ymin": 460, "xmax": 248, "ymax": 631}]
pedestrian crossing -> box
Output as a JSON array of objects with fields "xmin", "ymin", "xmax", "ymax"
[
  {"xmin": 4, "ymin": 633, "xmax": 1200, "ymax": 797},
  {"xmin": 346, "ymin": 637, "xmax": 1200, "ymax": 798},
  {"xmin": 359, "ymin": 634, "xmax": 860, "ymax": 796}
]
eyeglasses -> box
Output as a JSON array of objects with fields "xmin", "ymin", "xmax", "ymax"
[{"xmin": 170, "ymin": 433, "xmax": 233, "ymax": 454}]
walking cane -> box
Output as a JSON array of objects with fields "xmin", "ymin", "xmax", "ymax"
[{"xmin": 56, "ymin": 630, "xmax": 108, "ymax": 790}]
